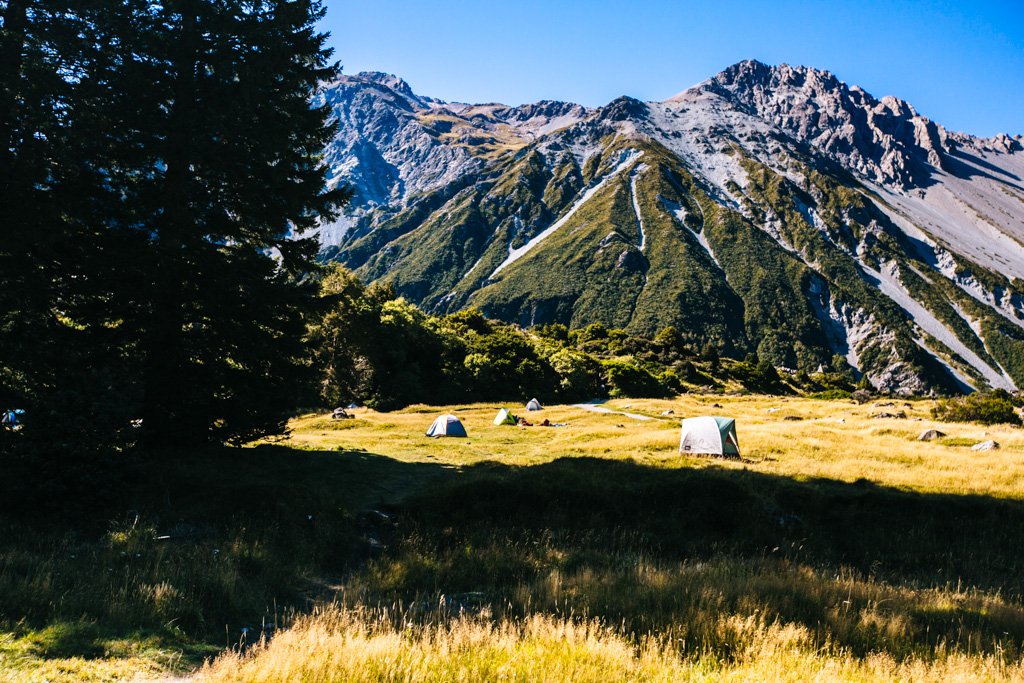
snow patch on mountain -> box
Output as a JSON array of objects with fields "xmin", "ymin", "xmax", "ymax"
[
  {"xmin": 489, "ymin": 150, "xmax": 643, "ymax": 278},
  {"xmin": 629, "ymin": 164, "xmax": 649, "ymax": 251},
  {"xmin": 661, "ymin": 197, "xmax": 721, "ymax": 269}
]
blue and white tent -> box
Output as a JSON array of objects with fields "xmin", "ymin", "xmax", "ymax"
[{"xmin": 426, "ymin": 414, "xmax": 468, "ymax": 438}]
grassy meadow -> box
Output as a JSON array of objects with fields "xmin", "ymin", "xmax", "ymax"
[{"xmin": 3, "ymin": 395, "xmax": 1024, "ymax": 681}]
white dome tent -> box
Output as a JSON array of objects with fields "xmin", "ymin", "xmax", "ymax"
[
  {"xmin": 525, "ymin": 398, "xmax": 543, "ymax": 411},
  {"xmin": 679, "ymin": 416, "xmax": 739, "ymax": 457}
]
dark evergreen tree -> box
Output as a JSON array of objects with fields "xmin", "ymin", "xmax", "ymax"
[
  {"xmin": 0, "ymin": 1, "xmax": 130, "ymax": 452},
  {"xmin": 3, "ymin": 1, "xmax": 349, "ymax": 450},
  {"xmin": 0, "ymin": 1, "xmax": 63, "ymax": 419},
  {"xmin": 123, "ymin": 0, "xmax": 349, "ymax": 445}
]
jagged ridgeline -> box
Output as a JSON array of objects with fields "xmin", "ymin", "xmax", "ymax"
[{"xmin": 316, "ymin": 61, "xmax": 1024, "ymax": 395}]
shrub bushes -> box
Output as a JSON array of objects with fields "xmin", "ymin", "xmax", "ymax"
[
  {"xmin": 601, "ymin": 361, "xmax": 669, "ymax": 399},
  {"xmin": 931, "ymin": 391, "xmax": 1022, "ymax": 426},
  {"xmin": 308, "ymin": 267, "xmax": 858, "ymax": 409}
]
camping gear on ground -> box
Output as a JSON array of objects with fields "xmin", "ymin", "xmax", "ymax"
[
  {"xmin": 525, "ymin": 398, "xmax": 543, "ymax": 411},
  {"xmin": 346, "ymin": 403, "xmax": 359, "ymax": 409},
  {"xmin": 332, "ymin": 408, "xmax": 353, "ymax": 420},
  {"xmin": 516, "ymin": 416, "xmax": 532, "ymax": 427},
  {"xmin": 971, "ymin": 440, "xmax": 999, "ymax": 451},
  {"xmin": 426, "ymin": 414, "xmax": 468, "ymax": 438},
  {"xmin": 918, "ymin": 429, "xmax": 945, "ymax": 441},
  {"xmin": 679, "ymin": 416, "xmax": 740, "ymax": 457},
  {"xmin": 1, "ymin": 409, "xmax": 23, "ymax": 429},
  {"xmin": 494, "ymin": 408, "xmax": 517, "ymax": 426}
]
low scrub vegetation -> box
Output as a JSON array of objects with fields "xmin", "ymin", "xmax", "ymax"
[
  {"xmin": 308, "ymin": 265, "xmax": 857, "ymax": 411},
  {"xmin": 931, "ymin": 390, "xmax": 1023, "ymax": 426}
]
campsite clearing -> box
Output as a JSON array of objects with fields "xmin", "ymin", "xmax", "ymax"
[
  {"xmin": 4, "ymin": 394, "xmax": 1024, "ymax": 682},
  {"xmin": 284, "ymin": 396, "xmax": 1024, "ymax": 499}
]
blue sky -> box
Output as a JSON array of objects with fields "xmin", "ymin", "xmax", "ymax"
[{"xmin": 322, "ymin": 0, "xmax": 1023, "ymax": 137}]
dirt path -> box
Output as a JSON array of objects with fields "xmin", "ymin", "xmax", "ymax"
[{"xmin": 572, "ymin": 402, "xmax": 653, "ymax": 421}]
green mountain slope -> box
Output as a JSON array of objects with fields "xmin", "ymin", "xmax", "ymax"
[{"xmin": 322, "ymin": 64, "xmax": 1024, "ymax": 395}]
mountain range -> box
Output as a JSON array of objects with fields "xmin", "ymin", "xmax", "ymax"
[{"xmin": 314, "ymin": 59, "xmax": 1024, "ymax": 395}]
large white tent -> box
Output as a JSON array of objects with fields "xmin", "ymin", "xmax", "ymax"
[{"xmin": 679, "ymin": 416, "xmax": 739, "ymax": 456}]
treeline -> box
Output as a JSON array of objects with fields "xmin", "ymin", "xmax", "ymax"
[
  {"xmin": 1, "ymin": 1, "xmax": 345, "ymax": 454},
  {"xmin": 308, "ymin": 266, "xmax": 858, "ymax": 411}
]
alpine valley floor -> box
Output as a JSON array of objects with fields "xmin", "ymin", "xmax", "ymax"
[{"xmin": 4, "ymin": 396, "xmax": 1024, "ymax": 682}]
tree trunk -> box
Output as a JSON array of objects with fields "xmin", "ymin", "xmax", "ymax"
[{"xmin": 142, "ymin": 4, "xmax": 199, "ymax": 448}]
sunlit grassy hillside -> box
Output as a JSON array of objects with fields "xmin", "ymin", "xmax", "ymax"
[
  {"xmin": 3, "ymin": 395, "xmax": 1024, "ymax": 682},
  {"xmin": 285, "ymin": 396, "xmax": 1024, "ymax": 498}
]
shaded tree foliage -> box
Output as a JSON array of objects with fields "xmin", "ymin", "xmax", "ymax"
[
  {"xmin": 309, "ymin": 266, "xmax": 806, "ymax": 410},
  {"xmin": 1, "ymin": 0, "xmax": 347, "ymax": 452}
]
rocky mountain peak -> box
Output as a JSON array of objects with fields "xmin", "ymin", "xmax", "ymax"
[
  {"xmin": 699, "ymin": 60, "xmax": 952, "ymax": 188},
  {"xmin": 352, "ymin": 71, "xmax": 422, "ymax": 99},
  {"xmin": 500, "ymin": 100, "xmax": 590, "ymax": 123},
  {"xmin": 713, "ymin": 59, "xmax": 842, "ymax": 94},
  {"xmin": 315, "ymin": 62, "xmax": 1024, "ymax": 396},
  {"xmin": 990, "ymin": 133, "xmax": 1023, "ymax": 154},
  {"xmin": 599, "ymin": 96, "xmax": 649, "ymax": 122}
]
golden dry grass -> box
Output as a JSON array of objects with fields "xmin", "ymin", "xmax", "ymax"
[
  {"xmin": 189, "ymin": 396, "xmax": 1024, "ymax": 682},
  {"xmin": 284, "ymin": 396, "xmax": 1024, "ymax": 499},
  {"xmin": 198, "ymin": 606, "xmax": 1024, "ymax": 683},
  {"xmin": 7, "ymin": 395, "xmax": 1024, "ymax": 682}
]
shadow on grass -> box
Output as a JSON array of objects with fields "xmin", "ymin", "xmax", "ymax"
[
  {"xmin": 396, "ymin": 456, "xmax": 1024, "ymax": 589},
  {"xmin": 361, "ymin": 456, "xmax": 1024, "ymax": 659},
  {"xmin": 2, "ymin": 447, "xmax": 1024, "ymax": 664}
]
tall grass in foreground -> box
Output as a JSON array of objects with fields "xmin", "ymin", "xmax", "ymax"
[
  {"xmin": 200, "ymin": 606, "xmax": 1024, "ymax": 683},
  {"xmin": 350, "ymin": 547, "xmax": 1024, "ymax": 661}
]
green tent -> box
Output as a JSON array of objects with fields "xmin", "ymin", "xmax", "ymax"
[{"xmin": 494, "ymin": 408, "xmax": 517, "ymax": 426}]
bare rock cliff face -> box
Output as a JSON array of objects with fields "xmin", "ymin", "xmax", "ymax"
[{"xmin": 703, "ymin": 59, "xmax": 952, "ymax": 188}]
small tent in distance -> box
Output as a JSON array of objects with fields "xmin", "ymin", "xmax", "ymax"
[
  {"xmin": 494, "ymin": 408, "xmax": 517, "ymax": 426},
  {"xmin": 426, "ymin": 414, "xmax": 468, "ymax": 438},
  {"xmin": 679, "ymin": 416, "xmax": 739, "ymax": 457},
  {"xmin": 525, "ymin": 398, "xmax": 543, "ymax": 411}
]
